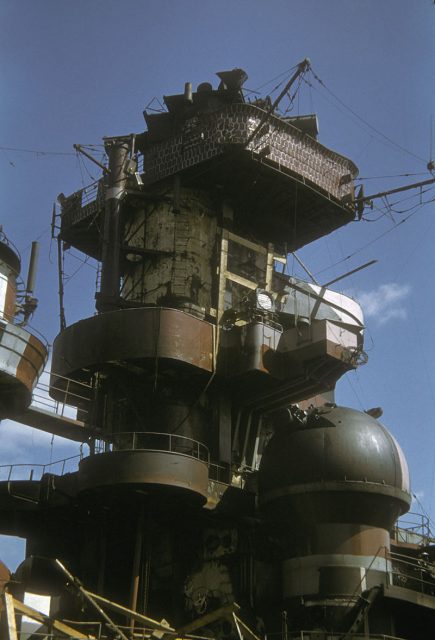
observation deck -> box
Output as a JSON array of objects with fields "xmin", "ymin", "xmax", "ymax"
[{"xmin": 58, "ymin": 97, "xmax": 358, "ymax": 259}]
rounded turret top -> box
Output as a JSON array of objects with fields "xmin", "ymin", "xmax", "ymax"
[
  {"xmin": 260, "ymin": 405, "xmax": 409, "ymax": 491},
  {"xmin": 259, "ymin": 405, "xmax": 411, "ymax": 526}
]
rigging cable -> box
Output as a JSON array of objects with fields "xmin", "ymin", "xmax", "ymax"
[
  {"xmin": 66, "ymin": 249, "xmax": 98, "ymax": 271},
  {"xmin": 412, "ymin": 491, "xmax": 435, "ymax": 536},
  {"xmin": 76, "ymin": 148, "xmax": 98, "ymax": 184},
  {"xmin": 252, "ymin": 63, "xmax": 300, "ymax": 93},
  {"xmin": 308, "ymin": 67, "xmax": 427, "ymax": 165},
  {"xmin": 314, "ymin": 197, "xmax": 435, "ymax": 277},
  {"xmin": 356, "ymin": 172, "xmax": 429, "ymax": 181},
  {"xmin": 343, "ymin": 374, "xmax": 366, "ymax": 412},
  {"xmin": 0, "ymin": 145, "xmax": 75, "ymax": 156}
]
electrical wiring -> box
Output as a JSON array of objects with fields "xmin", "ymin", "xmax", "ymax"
[
  {"xmin": 310, "ymin": 191, "xmax": 435, "ymax": 317},
  {"xmin": 282, "ymin": 75, "xmax": 304, "ymax": 116},
  {"xmin": 1, "ymin": 148, "xmax": 17, "ymax": 167},
  {"xmin": 307, "ymin": 68, "xmax": 427, "ymax": 165},
  {"xmin": 63, "ymin": 258, "xmax": 93, "ymax": 285},
  {"xmin": 68, "ymin": 249, "xmax": 98, "ymax": 270},
  {"xmin": 314, "ymin": 197, "xmax": 434, "ymax": 277},
  {"xmin": 245, "ymin": 64, "xmax": 307, "ymax": 117},
  {"xmin": 144, "ymin": 97, "xmax": 166, "ymax": 113},
  {"xmin": 356, "ymin": 172, "xmax": 429, "ymax": 181},
  {"xmin": 79, "ymin": 144, "xmax": 106, "ymax": 150},
  {"xmin": 76, "ymin": 150, "xmax": 97, "ymax": 182},
  {"xmin": 362, "ymin": 189, "xmax": 435, "ymax": 221},
  {"xmin": 361, "ymin": 187, "xmax": 434, "ymax": 220},
  {"xmin": 10, "ymin": 68, "xmax": 426, "ymax": 321},
  {"xmin": 78, "ymin": 145, "xmax": 108, "ymax": 170},
  {"xmin": 0, "ymin": 145, "xmax": 75, "ymax": 156},
  {"xmin": 252, "ymin": 63, "xmax": 300, "ymax": 93},
  {"xmin": 412, "ymin": 491, "xmax": 435, "ymax": 535},
  {"xmin": 75, "ymin": 150, "xmax": 89, "ymax": 191},
  {"xmin": 343, "ymin": 372, "xmax": 366, "ymax": 412},
  {"xmin": 64, "ymin": 249, "xmax": 98, "ymax": 272},
  {"xmin": 383, "ymin": 195, "xmax": 435, "ymax": 217}
]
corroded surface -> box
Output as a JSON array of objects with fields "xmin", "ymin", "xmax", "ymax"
[
  {"xmin": 123, "ymin": 187, "xmax": 218, "ymax": 309},
  {"xmin": 142, "ymin": 103, "xmax": 358, "ymax": 201},
  {"xmin": 79, "ymin": 449, "xmax": 209, "ymax": 502},
  {"xmin": 50, "ymin": 307, "xmax": 214, "ymax": 401},
  {"xmin": 0, "ymin": 323, "xmax": 48, "ymax": 417}
]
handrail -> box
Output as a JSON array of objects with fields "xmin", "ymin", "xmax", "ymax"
[
  {"xmin": 0, "ymin": 310, "xmax": 50, "ymax": 348},
  {"xmin": 60, "ymin": 180, "xmax": 103, "ymax": 229},
  {"xmin": 209, "ymin": 462, "xmax": 232, "ymax": 485},
  {"xmin": 0, "ymin": 454, "xmax": 82, "ymax": 482},
  {"xmin": 8, "ymin": 631, "xmax": 407, "ymax": 640},
  {"xmin": 266, "ymin": 633, "xmax": 406, "ymax": 640},
  {"xmin": 392, "ymin": 511, "xmax": 433, "ymax": 543},
  {"xmin": 387, "ymin": 548, "xmax": 435, "ymax": 595},
  {"xmin": 389, "ymin": 548, "xmax": 431, "ymax": 564},
  {"xmin": 0, "ymin": 318, "xmax": 48, "ymax": 355},
  {"xmin": 30, "ymin": 368, "xmax": 92, "ymax": 420},
  {"xmin": 339, "ymin": 545, "xmax": 388, "ymax": 623},
  {"xmin": 96, "ymin": 431, "xmax": 210, "ymax": 463}
]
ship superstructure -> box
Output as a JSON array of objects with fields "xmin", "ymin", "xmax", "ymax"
[{"xmin": 1, "ymin": 62, "xmax": 435, "ymax": 639}]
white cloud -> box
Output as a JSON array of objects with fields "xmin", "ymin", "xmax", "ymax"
[{"xmin": 356, "ymin": 283, "xmax": 410, "ymax": 325}]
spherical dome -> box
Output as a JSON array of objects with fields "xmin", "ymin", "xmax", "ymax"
[{"xmin": 259, "ymin": 405, "xmax": 411, "ymax": 527}]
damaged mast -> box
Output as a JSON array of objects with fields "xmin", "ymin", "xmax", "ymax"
[{"xmin": 0, "ymin": 64, "xmax": 433, "ymax": 639}]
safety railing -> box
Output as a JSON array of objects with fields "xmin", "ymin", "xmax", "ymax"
[
  {"xmin": 31, "ymin": 369, "xmax": 92, "ymax": 421},
  {"xmin": 11, "ymin": 623, "xmax": 215, "ymax": 640},
  {"xmin": 95, "ymin": 431, "xmax": 209, "ymax": 463},
  {"xmin": 0, "ymin": 455, "xmax": 82, "ymax": 482},
  {"xmin": 0, "ymin": 317, "xmax": 48, "ymax": 359},
  {"xmin": 391, "ymin": 511, "xmax": 433, "ymax": 546},
  {"xmin": 1, "ymin": 316, "xmax": 50, "ymax": 350},
  {"xmin": 328, "ymin": 543, "xmax": 435, "ymax": 600},
  {"xmin": 335, "ymin": 544, "xmax": 388, "ymax": 627},
  {"xmin": 209, "ymin": 462, "xmax": 232, "ymax": 485},
  {"xmin": 5, "ymin": 626, "xmax": 409, "ymax": 640},
  {"xmin": 60, "ymin": 180, "xmax": 103, "ymax": 228},
  {"xmin": 388, "ymin": 548, "xmax": 435, "ymax": 595},
  {"xmin": 18, "ymin": 621, "xmax": 103, "ymax": 639},
  {"xmin": 266, "ymin": 632, "xmax": 406, "ymax": 640}
]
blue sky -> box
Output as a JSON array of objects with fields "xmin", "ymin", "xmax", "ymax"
[{"xmin": 1, "ymin": 0, "xmax": 435, "ymax": 570}]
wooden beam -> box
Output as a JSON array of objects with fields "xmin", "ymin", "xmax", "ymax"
[
  {"xmin": 233, "ymin": 614, "xmax": 262, "ymax": 640},
  {"xmin": 265, "ymin": 243, "xmax": 274, "ymax": 292},
  {"xmin": 224, "ymin": 271, "xmax": 258, "ymax": 291},
  {"xmin": 85, "ymin": 590, "xmax": 174, "ymax": 632},
  {"xmin": 217, "ymin": 230, "xmax": 229, "ymax": 323},
  {"xmin": 5, "ymin": 594, "xmax": 92, "ymax": 638},
  {"xmin": 3, "ymin": 594, "xmax": 18, "ymax": 640},
  {"xmin": 177, "ymin": 603, "xmax": 240, "ymax": 635},
  {"xmin": 227, "ymin": 232, "xmax": 267, "ymax": 255}
]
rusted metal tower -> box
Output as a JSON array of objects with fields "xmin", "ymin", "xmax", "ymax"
[{"xmin": 1, "ymin": 65, "xmax": 434, "ymax": 639}]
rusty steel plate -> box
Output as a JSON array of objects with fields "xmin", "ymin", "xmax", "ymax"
[{"xmin": 50, "ymin": 307, "xmax": 214, "ymax": 399}]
